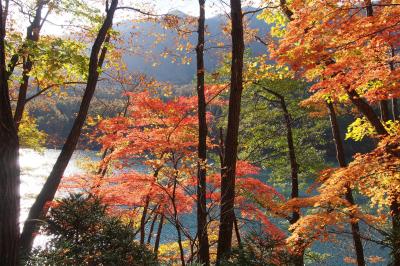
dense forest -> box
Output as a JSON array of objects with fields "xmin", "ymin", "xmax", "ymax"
[{"xmin": 0, "ymin": 0, "xmax": 399, "ymax": 265}]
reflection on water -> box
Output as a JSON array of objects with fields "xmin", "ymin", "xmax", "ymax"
[{"xmin": 19, "ymin": 148, "xmax": 97, "ymax": 247}]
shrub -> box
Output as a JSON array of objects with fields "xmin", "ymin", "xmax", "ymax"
[
  {"xmin": 221, "ymin": 231, "xmax": 296, "ymax": 266},
  {"xmin": 27, "ymin": 193, "xmax": 158, "ymax": 266}
]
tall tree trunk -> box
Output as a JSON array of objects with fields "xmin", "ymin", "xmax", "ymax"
[
  {"xmin": 13, "ymin": 0, "xmax": 46, "ymax": 128},
  {"xmin": 327, "ymin": 102, "xmax": 366, "ymax": 266},
  {"xmin": 19, "ymin": 0, "xmax": 118, "ymax": 254},
  {"xmin": 279, "ymin": 97, "xmax": 299, "ymax": 224},
  {"xmin": 154, "ymin": 214, "xmax": 164, "ymax": 256},
  {"xmin": 195, "ymin": 0, "xmax": 210, "ymax": 265},
  {"xmin": 260, "ymin": 86, "xmax": 303, "ymax": 265},
  {"xmin": 0, "ymin": 1, "xmax": 20, "ymax": 264},
  {"xmin": 279, "ymin": 95, "xmax": 303, "ymax": 266},
  {"xmin": 216, "ymin": 0, "xmax": 244, "ymax": 262}
]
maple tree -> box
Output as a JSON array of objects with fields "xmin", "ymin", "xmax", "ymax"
[
  {"xmin": 59, "ymin": 88, "xmax": 291, "ymax": 264},
  {"xmin": 76, "ymin": 90, "xmax": 203, "ymax": 265},
  {"xmin": 256, "ymin": 1, "xmax": 400, "ymax": 265}
]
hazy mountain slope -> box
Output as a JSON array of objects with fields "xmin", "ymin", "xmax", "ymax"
[{"xmin": 118, "ymin": 8, "xmax": 270, "ymax": 84}]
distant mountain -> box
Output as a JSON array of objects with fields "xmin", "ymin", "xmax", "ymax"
[
  {"xmin": 30, "ymin": 8, "xmax": 271, "ymax": 145},
  {"xmin": 117, "ymin": 7, "xmax": 270, "ymax": 85}
]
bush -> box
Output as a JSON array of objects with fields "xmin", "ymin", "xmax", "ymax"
[
  {"xmin": 27, "ymin": 193, "xmax": 158, "ymax": 266},
  {"xmin": 220, "ymin": 231, "xmax": 297, "ymax": 266}
]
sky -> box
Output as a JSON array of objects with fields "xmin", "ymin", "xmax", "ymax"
[
  {"xmin": 27, "ymin": 0, "xmax": 262, "ymax": 35},
  {"xmin": 153, "ymin": 0, "xmax": 261, "ymax": 17}
]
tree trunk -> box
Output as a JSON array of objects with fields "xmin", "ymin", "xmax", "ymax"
[
  {"xmin": 379, "ymin": 100, "xmax": 390, "ymax": 122},
  {"xmin": 0, "ymin": 0, "xmax": 20, "ymax": 264},
  {"xmin": 147, "ymin": 213, "xmax": 158, "ymax": 244},
  {"xmin": 279, "ymin": 0, "xmax": 293, "ymax": 20},
  {"xmin": 392, "ymin": 99, "xmax": 399, "ymax": 121},
  {"xmin": 140, "ymin": 169, "xmax": 160, "ymax": 245},
  {"xmin": 172, "ymin": 173, "xmax": 185, "ymax": 266},
  {"xmin": 346, "ymin": 89, "xmax": 387, "ymax": 135},
  {"xmin": 357, "ymin": 0, "xmax": 387, "ymax": 135},
  {"xmin": 13, "ymin": 0, "xmax": 45, "ymax": 128},
  {"xmin": 326, "ymin": 102, "xmax": 347, "ymax": 167},
  {"xmin": 389, "ymin": 46, "xmax": 399, "ymax": 121},
  {"xmin": 140, "ymin": 196, "xmax": 150, "ymax": 245},
  {"xmin": 216, "ymin": 0, "xmax": 244, "ymax": 262},
  {"xmin": 195, "ymin": 0, "xmax": 210, "ymax": 265},
  {"xmin": 327, "ymin": 102, "xmax": 365, "ymax": 266},
  {"xmin": 390, "ymin": 200, "xmax": 400, "ymax": 265},
  {"xmin": 278, "ymin": 97, "xmax": 300, "ymax": 224},
  {"xmin": 154, "ymin": 214, "xmax": 164, "ymax": 256},
  {"xmin": 259, "ymin": 85, "xmax": 303, "ymax": 265},
  {"xmin": 19, "ymin": 0, "xmax": 118, "ymax": 254},
  {"xmin": 233, "ymin": 215, "xmax": 242, "ymax": 248},
  {"xmin": 365, "ymin": 0, "xmax": 373, "ymax": 16},
  {"xmin": 278, "ymin": 95, "xmax": 303, "ymax": 266}
]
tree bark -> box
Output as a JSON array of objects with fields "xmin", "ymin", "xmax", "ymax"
[
  {"xmin": 140, "ymin": 196, "xmax": 150, "ymax": 245},
  {"xmin": 216, "ymin": 0, "xmax": 244, "ymax": 263},
  {"xmin": 365, "ymin": 0, "xmax": 373, "ymax": 16},
  {"xmin": 379, "ymin": 100, "xmax": 390, "ymax": 122},
  {"xmin": 195, "ymin": 0, "xmax": 210, "ymax": 265},
  {"xmin": 154, "ymin": 214, "xmax": 164, "ymax": 256},
  {"xmin": 0, "ymin": 1, "xmax": 20, "ymax": 264},
  {"xmin": 346, "ymin": 89, "xmax": 387, "ymax": 135},
  {"xmin": 392, "ymin": 99, "xmax": 399, "ymax": 121},
  {"xmin": 327, "ymin": 102, "xmax": 365, "ymax": 266},
  {"xmin": 19, "ymin": 0, "xmax": 118, "ymax": 254},
  {"xmin": 278, "ymin": 95, "xmax": 303, "ymax": 266},
  {"xmin": 233, "ymin": 215, "xmax": 242, "ymax": 248},
  {"xmin": 279, "ymin": 0, "xmax": 293, "ymax": 20},
  {"xmin": 280, "ymin": 97, "xmax": 299, "ymax": 224},
  {"xmin": 13, "ymin": 0, "xmax": 46, "ymax": 129},
  {"xmin": 147, "ymin": 213, "xmax": 158, "ymax": 244},
  {"xmin": 389, "ymin": 48, "xmax": 399, "ymax": 121}
]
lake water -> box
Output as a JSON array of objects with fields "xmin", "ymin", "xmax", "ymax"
[
  {"xmin": 20, "ymin": 148, "xmax": 98, "ymax": 247},
  {"xmin": 20, "ymin": 149, "xmax": 388, "ymax": 265}
]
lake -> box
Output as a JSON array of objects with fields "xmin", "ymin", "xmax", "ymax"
[
  {"xmin": 19, "ymin": 148, "xmax": 388, "ymax": 265},
  {"xmin": 20, "ymin": 148, "xmax": 98, "ymax": 247}
]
